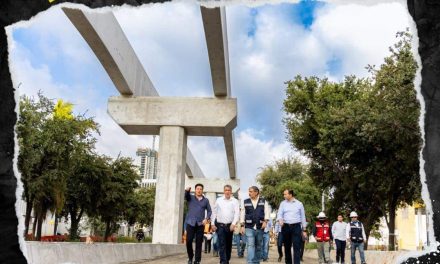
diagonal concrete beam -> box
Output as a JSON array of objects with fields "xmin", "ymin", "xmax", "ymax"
[
  {"xmin": 63, "ymin": 7, "xmax": 208, "ymax": 178},
  {"xmin": 63, "ymin": 8, "xmax": 157, "ymax": 97},
  {"xmin": 224, "ymin": 130, "xmax": 236, "ymax": 179},
  {"xmin": 201, "ymin": 6, "xmax": 231, "ymax": 97},
  {"xmin": 107, "ymin": 97, "xmax": 237, "ymax": 136},
  {"xmin": 186, "ymin": 149, "xmax": 205, "ymax": 179},
  {"xmin": 201, "ymin": 6, "xmax": 236, "ymax": 179}
]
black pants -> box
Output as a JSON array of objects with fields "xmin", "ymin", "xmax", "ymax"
[
  {"xmin": 277, "ymin": 232, "xmax": 283, "ymax": 258},
  {"xmin": 204, "ymin": 236, "xmax": 211, "ymax": 253},
  {"xmin": 335, "ymin": 239, "xmax": 346, "ymax": 262},
  {"xmin": 300, "ymin": 240, "xmax": 305, "ymax": 260},
  {"xmin": 186, "ymin": 224, "xmax": 204, "ymax": 262},
  {"xmin": 282, "ymin": 223, "xmax": 302, "ymax": 264},
  {"xmin": 217, "ymin": 223, "xmax": 233, "ymax": 264}
]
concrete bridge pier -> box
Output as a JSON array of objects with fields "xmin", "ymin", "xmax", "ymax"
[{"xmin": 152, "ymin": 126, "xmax": 187, "ymax": 244}]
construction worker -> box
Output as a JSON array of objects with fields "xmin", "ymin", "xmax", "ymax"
[
  {"xmin": 312, "ymin": 212, "xmax": 333, "ymax": 264},
  {"xmin": 346, "ymin": 211, "xmax": 366, "ymax": 264}
]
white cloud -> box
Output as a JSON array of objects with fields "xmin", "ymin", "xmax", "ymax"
[
  {"xmin": 312, "ymin": 2, "xmax": 411, "ymax": 77},
  {"xmin": 8, "ymin": 1, "xmax": 414, "ymax": 197}
]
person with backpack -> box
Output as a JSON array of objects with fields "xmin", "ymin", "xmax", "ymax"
[
  {"xmin": 312, "ymin": 212, "xmax": 333, "ymax": 264},
  {"xmin": 346, "ymin": 211, "xmax": 366, "ymax": 264}
]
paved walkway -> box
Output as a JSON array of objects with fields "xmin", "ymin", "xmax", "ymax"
[{"xmin": 137, "ymin": 246, "xmax": 319, "ymax": 264}]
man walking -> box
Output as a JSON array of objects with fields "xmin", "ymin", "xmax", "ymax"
[
  {"xmin": 234, "ymin": 222, "xmax": 246, "ymax": 258},
  {"xmin": 211, "ymin": 185, "xmax": 240, "ymax": 264},
  {"xmin": 332, "ymin": 214, "xmax": 347, "ymax": 264},
  {"xmin": 262, "ymin": 218, "xmax": 273, "ymax": 261},
  {"xmin": 276, "ymin": 189, "xmax": 307, "ymax": 264},
  {"xmin": 274, "ymin": 220, "xmax": 283, "ymax": 262},
  {"xmin": 185, "ymin": 184, "xmax": 212, "ymax": 264},
  {"xmin": 312, "ymin": 212, "xmax": 332, "ymax": 264},
  {"xmin": 346, "ymin": 211, "xmax": 366, "ymax": 264},
  {"xmin": 240, "ymin": 186, "xmax": 271, "ymax": 264}
]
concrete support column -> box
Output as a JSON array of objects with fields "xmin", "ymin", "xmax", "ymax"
[{"xmin": 152, "ymin": 126, "xmax": 187, "ymax": 244}]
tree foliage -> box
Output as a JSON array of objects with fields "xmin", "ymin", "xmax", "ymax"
[
  {"xmin": 283, "ymin": 31, "xmax": 421, "ymax": 249},
  {"xmin": 17, "ymin": 92, "xmax": 143, "ymax": 241},
  {"xmin": 257, "ymin": 158, "xmax": 322, "ymax": 230}
]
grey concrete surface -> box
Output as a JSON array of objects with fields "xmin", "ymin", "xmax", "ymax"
[
  {"xmin": 25, "ymin": 242, "xmax": 185, "ymax": 264},
  {"xmin": 62, "ymin": 8, "xmax": 157, "ymax": 97},
  {"xmin": 107, "ymin": 97, "xmax": 237, "ymax": 136},
  {"xmin": 201, "ymin": 6, "xmax": 231, "ymax": 97},
  {"xmin": 152, "ymin": 126, "xmax": 187, "ymax": 244},
  {"xmin": 129, "ymin": 246, "xmax": 414, "ymax": 264}
]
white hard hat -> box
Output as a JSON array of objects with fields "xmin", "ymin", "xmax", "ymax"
[
  {"xmin": 317, "ymin": 212, "xmax": 327, "ymax": 218},
  {"xmin": 349, "ymin": 211, "xmax": 358, "ymax": 217}
]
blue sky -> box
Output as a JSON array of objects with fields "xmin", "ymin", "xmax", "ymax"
[{"xmin": 8, "ymin": 1, "xmax": 411, "ymax": 192}]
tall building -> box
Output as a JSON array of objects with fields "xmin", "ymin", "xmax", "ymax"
[{"xmin": 136, "ymin": 147, "xmax": 158, "ymax": 188}]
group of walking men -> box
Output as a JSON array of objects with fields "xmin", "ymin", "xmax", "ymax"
[
  {"xmin": 310, "ymin": 211, "xmax": 367, "ymax": 264},
  {"xmin": 184, "ymin": 184, "xmax": 367, "ymax": 264}
]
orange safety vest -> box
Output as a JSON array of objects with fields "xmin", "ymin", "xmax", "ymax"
[{"xmin": 315, "ymin": 221, "xmax": 331, "ymax": 242}]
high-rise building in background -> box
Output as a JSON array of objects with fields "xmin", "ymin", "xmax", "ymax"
[{"xmin": 136, "ymin": 137, "xmax": 159, "ymax": 187}]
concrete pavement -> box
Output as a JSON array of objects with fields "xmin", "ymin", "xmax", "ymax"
[{"xmin": 128, "ymin": 246, "xmax": 318, "ymax": 264}]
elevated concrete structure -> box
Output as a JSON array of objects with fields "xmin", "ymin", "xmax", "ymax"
[
  {"xmin": 201, "ymin": 6, "xmax": 236, "ymax": 179},
  {"xmin": 186, "ymin": 149, "xmax": 204, "ymax": 179},
  {"xmin": 201, "ymin": 6, "xmax": 231, "ymax": 97},
  {"xmin": 63, "ymin": 7, "xmax": 239, "ymax": 245},
  {"xmin": 63, "ymin": 8, "xmax": 156, "ymax": 97},
  {"xmin": 152, "ymin": 127, "xmax": 187, "ymax": 244},
  {"xmin": 62, "ymin": 7, "xmax": 205, "ymax": 179},
  {"xmin": 107, "ymin": 97, "xmax": 237, "ymax": 136}
]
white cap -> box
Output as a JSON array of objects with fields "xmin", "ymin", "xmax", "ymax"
[
  {"xmin": 317, "ymin": 212, "xmax": 327, "ymax": 218},
  {"xmin": 349, "ymin": 211, "xmax": 358, "ymax": 217}
]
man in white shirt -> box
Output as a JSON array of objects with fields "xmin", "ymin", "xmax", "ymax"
[
  {"xmin": 240, "ymin": 186, "xmax": 271, "ymax": 264},
  {"xmin": 211, "ymin": 185, "xmax": 240, "ymax": 264},
  {"xmin": 332, "ymin": 214, "xmax": 347, "ymax": 264}
]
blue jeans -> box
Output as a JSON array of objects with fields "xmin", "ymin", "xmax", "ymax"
[
  {"xmin": 212, "ymin": 232, "xmax": 219, "ymax": 253},
  {"xmin": 235, "ymin": 233, "xmax": 246, "ymax": 257},
  {"xmin": 245, "ymin": 228, "xmax": 263, "ymax": 264},
  {"xmin": 262, "ymin": 232, "xmax": 270, "ymax": 260},
  {"xmin": 350, "ymin": 242, "xmax": 366, "ymax": 263}
]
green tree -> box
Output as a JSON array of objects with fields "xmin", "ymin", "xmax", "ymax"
[
  {"xmin": 17, "ymin": 93, "xmax": 53, "ymax": 237},
  {"xmin": 257, "ymin": 158, "xmax": 322, "ymax": 230},
  {"xmin": 17, "ymin": 93, "xmax": 98, "ymax": 240},
  {"xmin": 125, "ymin": 186, "xmax": 156, "ymax": 228},
  {"xmin": 97, "ymin": 156, "xmax": 140, "ymax": 241},
  {"xmin": 283, "ymin": 31, "xmax": 421, "ymax": 250},
  {"xmin": 63, "ymin": 153, "xmax": 112, "ymax": 239}
]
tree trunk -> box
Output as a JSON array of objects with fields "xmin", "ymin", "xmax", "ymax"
[
  {"xmin": 35, "ymin": 212, "xmax": 44, "ymax": 241},
  {"xmin": 53, "ymin": 213, "xmax": 58, "ymax": 235},
  {"xmin": 69, "ymin": 208, "xmax": 83, "ymax": 240},
  {"xmin": 388, "ymin": 204, "xmax": 397, "ymax": 251},
  {"xmin": 32, "ymin": 211, "xmax": 38, "ymax": 238},
  {"xmin": 24, "ymin": 197, "xmax": 33, "ymax": 237},
  {"xmin": 104, "ymin": 219, "xmax": 111, "ymax": 242}
]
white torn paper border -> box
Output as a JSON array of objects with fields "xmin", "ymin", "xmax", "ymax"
[{"xmin": 6, "ymin": 0, "xmax": 437, "ymax": 263}]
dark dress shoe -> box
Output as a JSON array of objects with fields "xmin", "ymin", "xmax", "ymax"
[
  {"xmin": 187, "ymin": 260, "xmax": 193, "ymax": 264},
  {"xmin": 278, "ymin": 256, "xmax": 283, "ymax": 262}
]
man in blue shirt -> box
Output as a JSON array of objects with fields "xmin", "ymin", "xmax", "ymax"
[
  {"xmin": 185, "ymin": 184, "xmax": 212, "ymax": 264},
  {"xmin": 276, "ymin": 189, "xmax": 307, "ymax": 264}
]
